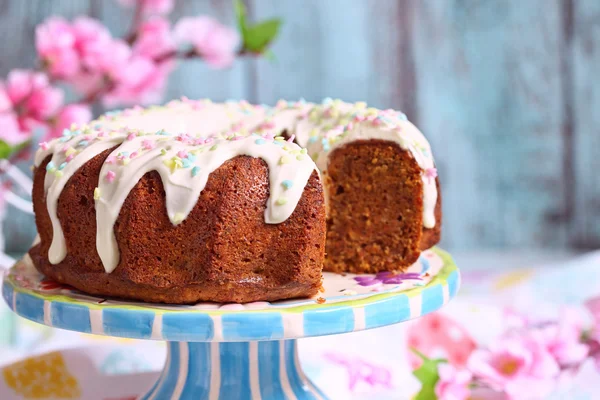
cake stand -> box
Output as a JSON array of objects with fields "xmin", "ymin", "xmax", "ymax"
[{"xmin": 2, "ymin": 247, "xmax": 459, "ymax": 400}]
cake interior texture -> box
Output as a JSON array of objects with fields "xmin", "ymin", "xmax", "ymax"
[{"xmin": 323, "ymin": 140, "xmax": 441, "ymax": 273}]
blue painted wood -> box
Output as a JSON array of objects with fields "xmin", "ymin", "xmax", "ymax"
[
  {"xmin": 411, "ymin": 0, "xmax": 567, "ymax": 249},
  {"xmin": 571, "ymin": 0, "xmax": 600, "ymax": 249},
  {"xmin": 0, "ymin": 0, "xmax": 598, "ymax": 251},
  {"xmin": 249, "ymin": 0, "xmax": 417, "ymax": 113}
]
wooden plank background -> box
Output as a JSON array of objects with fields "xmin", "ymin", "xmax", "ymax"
[{"xmin": 0, "ymin": 0, "xmax": 598, "ymax": 253}]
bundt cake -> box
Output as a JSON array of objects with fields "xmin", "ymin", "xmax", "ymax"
[{"xmin": 29, "ymin": 98, "xmax": 441, "ymax": 304}]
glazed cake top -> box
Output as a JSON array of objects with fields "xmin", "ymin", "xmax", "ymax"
[{"xmin": 35, "ymin": 98, "xmax": 437, "ymax": 273}]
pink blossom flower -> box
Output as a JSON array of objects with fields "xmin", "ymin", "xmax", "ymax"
[
  {"xmin": 435, "ymin": 363, "xmax": 472, "ymax": 400},
  {"xmin": 118, "ymin": 0, "xmax": 174, "ymax": 15},
  {"xmin": 529, "ymin": 310, "xmax": 588, "ymax": 367},
  {"xmin": 0, "ymin": 113, "xmax": 29, "ymax": 145},
  {"xmin": 103, "ymin": 57, "xmax": 173, "ymax": 106},
  {"xmin": 25, "ymin": 82, "xmax": 64, "ymax": 121},
  {"xmin": 46, "ymin": 104, "xmax": 92, "ymax": 141},
  {"xmin": 4, "ymin": 70, "xmax": 63, "ymax": 120},
  {"xmin": 4, "ymin": 70, "xmax": 49, "ymax": 105},
  {"xmin": 467, "ymin": 336, "xmax": 559, "ymax": 399},
  {"xmin": 35, "ymin": 17, "xmax": 80, "ymax": 78},
  {"xmin": 407, "ymin": 313, "xmax": 477, "ymax": 369},
  {"xmin": 174, "ymin": 17, "xmax": 239, "ymax": 68},
  {"xmin": 133, "ymin": 17, "xmax": 175, "ymax": 59},
  {"xmin": 0, "ymin": 86, "xmax": 11, "ymax": 112},
  {"xmin": 71, "ymin": 17, "xmax": 113, "ymax": 72},
  {"xmin": 2, "ymin": 70, "xmax": 63, "ymax": 138}
]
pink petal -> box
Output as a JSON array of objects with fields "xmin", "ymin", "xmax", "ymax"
[
  {"xmin": 0, "ymin": 113, "xmax": 30, "ymax": 145},
  {"xmin": 45, "ymin": 104, "xmax": 92, "ymax": 141},
  {"xmin": 118, "ymin": 0, "xmax": 174, "ymax": 15}
]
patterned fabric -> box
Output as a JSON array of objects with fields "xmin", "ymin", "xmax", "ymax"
[{"xmin": 1, "ymin": 250, "xmax": 599, "ymax": 399}]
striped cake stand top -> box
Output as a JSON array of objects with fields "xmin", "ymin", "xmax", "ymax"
[{"xmin": 2, "ymin": 247, "xmax": 460, "ymax": 400}]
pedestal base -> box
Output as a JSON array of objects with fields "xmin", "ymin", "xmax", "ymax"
[{"xmin": 140, "ymin": 340, "xmax": 327, "ymax": 400}]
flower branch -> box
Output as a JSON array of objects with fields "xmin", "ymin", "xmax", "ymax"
[{"xmin": 0, "ymin": 0, "xmax": 281, "ymax": 160}]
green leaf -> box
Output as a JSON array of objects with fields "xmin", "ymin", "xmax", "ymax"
[
  {"xmin": 243, "ymin": 18, "xmax": 282, "ymax": 52},
  {"xmin": 233, "ymin": 0, "xmax": 247, "ymax": 34},
  {"xmin": 262, "ymin": 48, "xmax": 276, "ymax": 62},
  {"xmin": 0, "ymin": 139, "xmax": 28, "ymax": 160},
  {"xmin": 411, "ymin": 348, "xmax": 446, "ymax": 400}
]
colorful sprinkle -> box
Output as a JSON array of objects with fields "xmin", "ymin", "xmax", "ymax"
[
  {"xmin": 58, "ymin": 162, "xmax": 67, "ymax": 170},
  {"xmin": 191, "ymin": 166, "xmax": 200, "ymax": 177},
  {"xmin": 106, "ymin": 170, "xmax": 116, "ymax": 183},
  {"xmin": 425, "ymin": 168, "xmax": 438, "ymax": 182},
  {"xmin": 94, "ymin": 187, "xmax": 101, "ymax": 200},
  {"xmin": 142, "ymin": 140, "xmax": 154, "ymax": 150},
  {"xmin": 255, "ymin": 138, "xmax": 266, "ymax": 145},
  {"xmin": 46, "ymin": 162, "xmax": 56, "ymax": 172},
  {"xmin": 39, "ymin": 142, "xmax": 49, "ymax": 150},
  {"xmin": 279, "ymin": 155, "xmax": 291, "ymax": 165},
  {"xmin": 282, "ymin": 180, "xmax": 293, "ymax": 190},
  {"xmin": 275, "ymin": 197, "xmax": 288, "ymax": 206}
]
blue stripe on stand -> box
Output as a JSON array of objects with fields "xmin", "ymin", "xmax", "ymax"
[
  {"xmin": 15, "ymin": 292, "xmax": 44, "ymax": 323},
  {"xmin": 222, "ymin": 312, "xmax": 284, "ymax": 340},
  {"xmin": 284, "ymin": 341, "xmax": 318, "ymax": 399},
  {"xmin": 303, "ymin": 306, "xmax": 354, "ymax": 336},
  {"xmin": 421, "ymin": 257, "xmax": 431, "ymax": 274},
  {"xmin": 421, "ymin": 284, "xmax": 444, "ymax": 315},
  {"xmin": 153, "ymin": 341, "xmax": 181, "ymax": 399},
  {"xmin": 364, "ymin": 294, "xmax": 410, "ymax": 329},
  {"xmin": 51, "ymin": 302, "xmax": 91, "ymax": 333},
  {"xmin": 258, "ymin": 341, "xmax": 287, "ymax": 399},
  {"xmin": 180, "ymin": 342, "xmax": 211, "ymax": 399},
  {"xmin": 102, "ymin": 309, "xmax": 154, "ymax": 338},
  {"xmin": 219, "ymin": 342, "xmax": 251, "ymax": 400},
  {"xmin": 162, "ymin": 312, "xmax": 214, "ymax": 341},
  {"xmin": 2, "ymin": 281, "xmax": 13, "ymax": 311},
  {"xmin": 447, "ymin": 269, "xmax": 460, "ymax": 298}
]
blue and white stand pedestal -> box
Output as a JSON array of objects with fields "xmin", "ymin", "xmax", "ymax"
[
  {"xmin": 2, "ymin": 248, "xmax": 459, "ymax": 399},
  {"xmin": 141, "ymin": 341, "xmax": 326, "ymax": 400}
]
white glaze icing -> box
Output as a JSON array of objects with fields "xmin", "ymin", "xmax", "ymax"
[{"xmin": 34, "ymin": 98, "xmax": 438, "ymax": 273}]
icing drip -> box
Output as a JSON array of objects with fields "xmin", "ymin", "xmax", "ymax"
[
  {"xmin": 95, "ymin": 134, "xmax": 315, "ymax": 272},
  {"xmin": 34, "ymin": 98, "xmax": 438, "ymax": 273}
]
